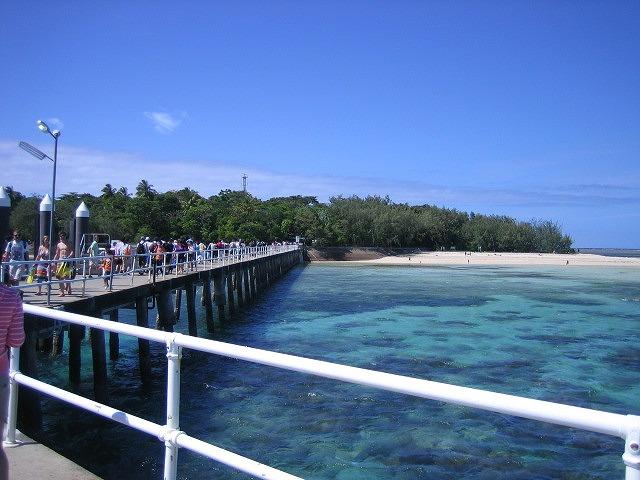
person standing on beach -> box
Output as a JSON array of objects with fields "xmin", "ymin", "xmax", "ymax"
[{"xmin": 0, "ymin": 283, "xmax": 25, "ymax": 480}]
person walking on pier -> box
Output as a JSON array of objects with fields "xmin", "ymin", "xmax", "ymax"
[
  {"xmin": 34, "ymin": 236, "xmax": 50, "ymax": 295},
  {"xmin": 87, "ymin": 235, "xmax": 100, "ymax": 278},
  {"xmin": 101, "ymin": 250, "xmax": 113, "ymax": 290},
  {"xmin": 3, "ymin": 231, "xmax": 28, "ymax": 287},
  {"xmin": 0, "ymin": 283, "xmax": 25, "ymax": 480},
  {"xmin": 53, "ymin": 232, "xmax": 74, "ymax": 297},
  {"xmin": 136, "ymin": 237, "xmax": 147, "ymax": 274}
]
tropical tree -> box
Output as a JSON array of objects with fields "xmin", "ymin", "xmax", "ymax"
[{"xmin": 136, "ymin": 179, "xmax": 157, "ymax": 199}]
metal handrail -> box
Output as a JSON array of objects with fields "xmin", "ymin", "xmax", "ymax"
[
  {"xmin": 8, "ymin": 304, "xmax": 640, "ymax": 479},
  {"xmin": 3, "ymin": 244, "xmax": 299, "ymax": 304}
]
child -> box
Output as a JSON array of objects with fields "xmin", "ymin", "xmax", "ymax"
[{"xmin": 101, "ymin": 253, "xmax": 112, "ymax": 290}]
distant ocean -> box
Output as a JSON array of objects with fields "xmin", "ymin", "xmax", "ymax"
[
  {"xmin": 34, "ymin": 263, "xmax": 640, "ymax": 479},
  {"xmin": 577, "ymin": 248, "xmax": 640, "ymax": 258}
]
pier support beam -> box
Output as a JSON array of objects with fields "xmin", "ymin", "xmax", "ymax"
[
  {"xmin": 243, "ymin": 265, "xmax": 252, "ymax": 303},
  {"xmin": 109, "ymin": 309, "xmax": 119, "ymax": 360},
  {"xmin": 68, "ymin": 323, "xmax": 85, "ymax": 386},
  {"xmin": 90, "ymin": 310, "xmax": 108, "ymax": 403},
  {"xmin": 202, "ymin": 278, "xmax": 215, "ymax": 333},
  {"xmin": 213, "ymin": 270, "xmax": 226, "ymax": 322},
  {"xmin": 136, "ymin": 297, "xmax": 152, "ymax": 385},
  {"xmin": 236, "ymin": 267, "xmax": 245, "ymax": 308},
  {"xmin": 52, "ymin": 326, "xmax": 64, "ymax": 356},
  {"xmin": 174, "ymin": 289, "xmax": 182, "ymax": 321},
  {"xmin": 249, "ymin": 265, "xmax": 257, "ymax": 299},
  {"xmin": 185, "ymin": 283, "xmax": 198, "ymax": 337},
  {"xmin": 226, "ymin": 270, "xmax": 236, "ymax": 316},
  {"xmin": 156, "ymin": 289, "xmax": 176, "ymax": 332}
]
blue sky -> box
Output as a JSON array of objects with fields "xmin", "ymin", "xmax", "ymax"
[{"xmin": 1, "ymin": 1, "xmax": 638, "ymax": 247}]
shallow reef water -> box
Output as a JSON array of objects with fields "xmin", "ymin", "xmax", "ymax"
[{"xmin": 35, "ymin": 263, "xmax": 640, "ymax": 479}]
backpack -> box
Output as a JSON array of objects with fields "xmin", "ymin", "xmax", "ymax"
[{"xmin": 136, "ymin": 243, "xmax": 146, "ymax": 255}]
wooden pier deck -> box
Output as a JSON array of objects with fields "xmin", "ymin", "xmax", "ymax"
[{"xmin": 20, "ymin": 264, "xmax": 222, "ymax": 311}]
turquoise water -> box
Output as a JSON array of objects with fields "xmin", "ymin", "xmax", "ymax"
[{"xmin": 35, "ymin": 264, "xmax": 640, "ymax": 479}]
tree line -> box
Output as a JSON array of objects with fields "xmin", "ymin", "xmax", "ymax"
[{"xmin": 5, "ymin": 180, "xmax": 574, "ymax": 253}]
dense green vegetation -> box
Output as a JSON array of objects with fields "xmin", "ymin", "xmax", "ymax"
[{"xmin": 5, "ymin": 181, "xmax": 573, "ymax": 253}]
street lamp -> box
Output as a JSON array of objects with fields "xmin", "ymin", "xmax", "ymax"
[{"xmin": 19, "ymin": 120, "xmax": 61, "ymax": 304}]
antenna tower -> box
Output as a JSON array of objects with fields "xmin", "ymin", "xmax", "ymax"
[{"xmin": 242, "ymin": 174, "xmax": 248, "ymax": 192}]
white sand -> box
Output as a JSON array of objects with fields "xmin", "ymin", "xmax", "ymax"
[{"xmin": 345, "ymin": 251, "xmax": 640, "ymax": 267}]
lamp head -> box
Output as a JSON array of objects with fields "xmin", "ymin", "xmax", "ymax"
[
  {"xmin": 37, "ymin": 120, "xmax": 50, "ymax": 134},
  {"xmin": 52, "ymin": 130, "xmax": 61, "ymax": 138}
]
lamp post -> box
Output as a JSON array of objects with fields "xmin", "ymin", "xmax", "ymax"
[{"xmin": 19, "ymin": 120, "xmax": 61, "ymax": 304}]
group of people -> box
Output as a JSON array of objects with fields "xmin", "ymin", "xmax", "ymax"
[
  {"xmin": 2, "ymin": 231, "xmax": 294, "ymax": 295},
  {"xmin": 3, "ymin": 231, "xmax": 75, "ymax": 297}
]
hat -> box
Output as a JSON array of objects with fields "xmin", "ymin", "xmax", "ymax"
[{"xmin": 145, "ymin": 237, "xmax": 150, "ymax": 241}]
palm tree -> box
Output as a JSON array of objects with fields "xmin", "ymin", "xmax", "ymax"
[
  {"xmin": 136, "ymin": 179, "xmax": 156, "ymax": 198},
  {"xmin": 101, "ymin": 184, "xmax": 116, "ymax": 197},
  {"xmin": 117, "ymin": 186, "xmax": 129, "ymax": 197}
]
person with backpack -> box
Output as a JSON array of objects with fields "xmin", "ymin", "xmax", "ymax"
[
  {"xmin": 136, "ymin": 238, "xmax": 147, "ymax": 274},
  {"xmin": 4, "ymin": 231, "xmax": 28, "ymax": 287}
]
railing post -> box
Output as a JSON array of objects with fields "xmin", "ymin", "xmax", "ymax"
[
  {"xmin": 109, "ymin": 261, "xmax": 114, "ymax": 292},
  {"xmin": 5, "ymin": 346, "xmax": 20, "ymax": 445},
  {"xmin": 164, "ymin": 336, "xmax": 182, "ymax": 480},
  {"xmin": 81, "ymin": 258, "xmax": 87, "ymax": 297},
  {"xmin": 624, "ymin": 415, "xmax": 640, "ymax": 480}
]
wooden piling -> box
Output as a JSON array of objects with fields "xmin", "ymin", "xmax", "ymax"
[
  {"xmin": 174, "ymin": 288, "xmax": 182, "ymax": 321},
  {"xmin": 68, "ymin": 323, "xmax": 84, "ymax": 386},
  {"xmin": 90, "ymin": 310, "xmax": 108, "ymax": 403},
  {"xmin": 185, "ymin": 283, "xmax": 198, "ymax": 337},
  {"xmin": 226, "ymin": 270, "xmax": 236, "ymax": 316},
  {"xmin": 257, "ymin": 261, "xmax": 265, "ymax": 291},
  {"xmin": 236, "ymin": 267, "xmax": 245, "ymax": 308},
  {"xmin": 202, "ymin": 278, "xmax": 215, "ymax": 333},
  {"xmin": 109, "ymin": 309, "xmax": 119, "ymax": 360},
  {"xmin": 156, "ymin": 289, "xmax": 176, "ymax": 332},
  {"xmin": 52, "ymin": 326, "xmax": 64, "ymax": 356},
  {"xmin": 135, "ymin": 297, "xmax": 152, "ymax": 385},
  {"xmin": 250, "ymin": 265, "xmax": 257, "ymax": 299},
  {"xmin": 213, "ymin": 270, "xmax": 226, "ymax": 322}
]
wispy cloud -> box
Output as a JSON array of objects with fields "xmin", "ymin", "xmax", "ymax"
[
  {"xmin": 2, "ymin": 138, "xmax": 639, "ymax": 214},
  {"xmin": 144, "ymin": 111, "xmax": 185, "ymax": 134}
]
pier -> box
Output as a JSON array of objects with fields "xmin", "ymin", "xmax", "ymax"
[{"xmin": 13, "ymin": 245, "xmax": 303, "ymax": 428}]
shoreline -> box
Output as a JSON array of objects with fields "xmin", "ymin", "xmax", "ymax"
[{"xmin": 309, "ymin": 249, "xmax": 640, "ymax": 267}]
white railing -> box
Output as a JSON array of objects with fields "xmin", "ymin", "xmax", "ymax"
[
  {"xmin": 2, "ymin": 244, "xmax": 299, "ymax": 305},
  {"xmin": 8, "ymin": 304, "xmax": 640, "ymax": 479}
]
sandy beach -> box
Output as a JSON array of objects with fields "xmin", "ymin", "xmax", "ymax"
[{"xmin": 345, "ymin": 251, "xmax": 640, "ymax": 267}]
